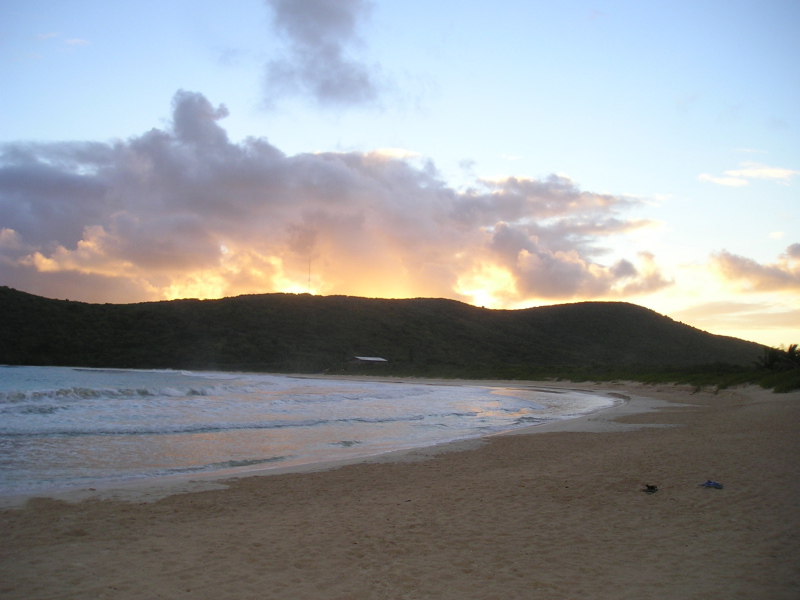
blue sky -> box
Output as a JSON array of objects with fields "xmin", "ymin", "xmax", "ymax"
[{"xmin": 1, "ymin": 0, "xmax": 798, "ymax": 346}]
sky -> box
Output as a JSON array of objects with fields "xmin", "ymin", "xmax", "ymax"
[{"xmin": 1, "ymin": 0, "xmax": 798, "ymax": 348}]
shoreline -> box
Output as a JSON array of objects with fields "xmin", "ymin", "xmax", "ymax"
[
  {"xmin": 2, "ymin": 380, "xmax": 799, "ymax": 599},
  {"xmin": 1, "ymin": 379, "xmax": 639, "ymax": 509}
]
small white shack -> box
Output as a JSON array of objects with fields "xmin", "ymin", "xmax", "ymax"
[{"xmin": 350, "ymin": 356, "xmax": 388, "ymax": 366}]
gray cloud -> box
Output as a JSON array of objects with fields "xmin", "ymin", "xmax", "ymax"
[
  {"xmin": 0, "ymin": 142, "xmax": 113, "ymax": 248},
  {"xmin": 263, "ymin": 0, "xmax": 382, "ymax": 108},
  {"xmin": 0, "ymin": 91, "xmax": 667, "ymax": 305},
  {"xmin": 171, "ymin": 90, "xmax": 230, "ymax": 147}
]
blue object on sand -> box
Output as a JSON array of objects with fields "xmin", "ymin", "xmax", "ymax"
[{"xmin": 699, "ymin": 480, "xmax": 724, "ymax": 489}]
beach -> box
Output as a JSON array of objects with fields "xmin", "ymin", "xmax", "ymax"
[{"xmin": 1, "ymin": 380, "xmax": 798, "ymax": 599}]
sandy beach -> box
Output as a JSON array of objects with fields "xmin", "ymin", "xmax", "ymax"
[{"xmin": 1, "ymin": 380, "xmax": 798, "ymax": 599}]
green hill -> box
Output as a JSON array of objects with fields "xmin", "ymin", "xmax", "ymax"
[{"xmin": 0, "ymin": 286, "xmax": 764, "ymax": 376}]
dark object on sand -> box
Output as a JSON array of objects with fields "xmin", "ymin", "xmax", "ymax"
[
  {"xmin": 642, "ymin": 484, "xmax": 659, "ymax": 494},
  {"xmin": 699, "ymin": 480, "xmax": 724, "ymax": 489}
]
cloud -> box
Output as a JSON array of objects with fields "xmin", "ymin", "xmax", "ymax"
[
  {"xmin": 672, "ymin": 300, "xmax": 800, "ymax": 333},
  {"xmin": 733, "ymin": 148, "xmax": 768, "ymax": 154},
  {"xmin": 697, "ymin": 173, "xmax": 748, "ymax": 187},
  {"xmin": 725, "ymin": 162, "xmax": 799, "ymax": 182},
  {"xmin": 35, "ymin": 33, "xmax": 90, "ymax": 48},
  {"xmin": 699, "ymin": 161, "xmax": 800, "ymax": 187},
  {"xmin": 711, "ymin": 244, "xmax": 800, "ymax": 292},
  {"xmin": 263, "ymin": 0, "xmax": 382, "ymax": 108},
  {"xmin": 0, "ymin": 90, "xmax": 669, "ymax": 306}
]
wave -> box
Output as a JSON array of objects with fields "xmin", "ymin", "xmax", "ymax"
[
  {"xmin": 167, "ymin": 455, "xmax": 296, "ymax": 473},
  {"xmin": 0, "ymin": 382, "xmax": 276, "ymax": 404},
  {"xmin": 512, "ymin": 415, "xmax": 551, "ymax": 426},
  {"xmin": 0, "ymin": 410, "xmax": 482, "ymax": 438},
  {"xmin": 0, "ymin": 380, "xmax": 438, "ymax": 406}
]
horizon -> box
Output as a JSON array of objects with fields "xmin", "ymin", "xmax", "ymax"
[{"xmin": 1, "ymin": 1, "xmax": 798, "ymax": 347}]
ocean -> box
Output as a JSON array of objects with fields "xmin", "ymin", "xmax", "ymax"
[{"xmin": 0, "ymin": 366, "xmax": 615, "ymax": 496}]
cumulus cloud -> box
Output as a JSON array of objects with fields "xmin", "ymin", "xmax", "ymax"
[
  {"xmin": 699, "ymin": 161, "xmax": 800, "ymax": 187},
  {"xmin": 711, "ymin": 244, "xmax": 800, "ymax": 291},
  {"xmin": 0, "ymin": 91, "xmax": 669, "ymax": 306},
  {"xmin": 263, "ymin": 0, "xmax": 382, "ymax": 108}
]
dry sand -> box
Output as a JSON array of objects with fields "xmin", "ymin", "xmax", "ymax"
[{"xmin": 1, "ymin": 380, "xmax": 798, "ymax": 599}]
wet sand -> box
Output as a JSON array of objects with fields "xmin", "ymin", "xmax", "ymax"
[{"xmin": 1, "ymin": 380, "xmax": 798, "ymax": 599}]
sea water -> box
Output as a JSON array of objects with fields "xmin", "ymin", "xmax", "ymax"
[{"xmin": 0, "ymin": 366, "xmax": 615, "ymax": 496}]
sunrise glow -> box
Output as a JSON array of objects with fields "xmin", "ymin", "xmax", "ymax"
[
  {"xmin": 455, "ymin": 263, "xmax": 518, "ymax": 309},
  {"xmin": 1, "ymin": 1, "xmax": 797, "ymax": 346}
]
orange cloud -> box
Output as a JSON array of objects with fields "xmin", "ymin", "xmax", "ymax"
[
  {"xmin": 0, "ymin": 91, "xmax": 670, "ymax": 306},
  {"xmin": 711, "ymin": 244, "xmax": 800, "ymax": 292}
]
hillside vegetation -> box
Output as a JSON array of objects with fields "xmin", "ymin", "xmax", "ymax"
[{"xmin": 2, "ymin": 285, "xmax": 772, "ymax": 376}]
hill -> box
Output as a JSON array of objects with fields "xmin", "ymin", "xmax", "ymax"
[{"xmin": 0, "ymin": 286, "xmax": 764, "ymax": 376}]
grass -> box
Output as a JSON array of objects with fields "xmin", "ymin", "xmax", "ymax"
[{"xmin": 338, "ymin": 363, "xmax": 800, "ymax": 393}]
